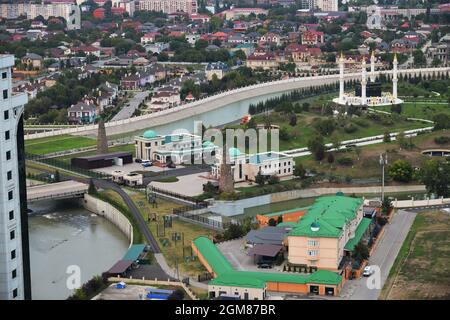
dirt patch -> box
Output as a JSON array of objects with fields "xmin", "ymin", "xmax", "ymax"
[{"xmin": 387, "ymin": 211, "xmax": 450, "ymax": 300}]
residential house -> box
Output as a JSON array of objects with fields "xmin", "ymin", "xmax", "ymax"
[
  {"xmin": 67, "ymin": 101, "xmax": 97, "ymax": 124},
  {"xmin": 259, "ymin": 32, "xmax": 281, "ymax": 47},
  {"xmin": 21, "ymin": 53, "xmax": 43, "ymax": 70},
  {"xmin": 301, "ymin": 30, "xmax": 324, "ymax": 45},
  {"xmin": 246, "ymin": 48, "xmax": 279, "ymax": 70},
  {"xmin": 141, "ymin": 32, "xmax": 160, "ymax": 44},
  {"xmin": 205, "ymin": 61, "xmax": 229, "ymax": 80}
]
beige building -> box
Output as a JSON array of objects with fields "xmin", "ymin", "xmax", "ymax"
[
  {"xmin": 135, "ymin": 131, "xmax": 217, "ymax": 165},
  {"xmin": 211, "ymin": 150, "xmax": 294, "ymax": 183},
  {"xmin": 137, "ymin": 0, "xmax": 197, "ymax": 14},
  {"xmin": 111, "ymin": 171, "xmax": 143, "ymax": 187},
  {"xmin": 287, "ymin": 196, "xmax": 371, "ymax": 271}
]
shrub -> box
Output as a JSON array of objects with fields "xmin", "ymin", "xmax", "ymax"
[
  {"xmin": 344, "ymin": 123, "xmax": 358, "ymax": 134},
  {"xmin": 268, "ymin": 175, "xmax": 280, "ymax": 185},
  {"xmin": 434, "ymin": 136, "xmax": 450, "ymax": 144},
  {"xmin": 337, "ymin": 157, "xmax": 354, "ymax": 166}
]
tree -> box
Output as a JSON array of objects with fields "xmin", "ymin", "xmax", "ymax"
[
  {"xmin": 268, "ymin": 175, "xmax": 279, "ymax": 185},
  {"xmin": 381, "ymin": 198, "xmax": 393, "ymax": 215},
  {"xmin": 277, "ymin": 215, "xmax": 283, "ymax": 225},
  {"xmin": 327, "ymin": 153, "xmax": 335, "ymax": 164},
  {"xmin": 88, "ymin": 179, "xmax": 97, "ymax": 195},
  {"xmin": 413, "ymin": 50, "xmax": 426, "ymax": 66},
  {"xmin": 289, "ymin": 112, "xmax": 297, "ymax": 126},
  {"xmin": 167, "ymin": 289, "xmax": 185, "ymax": 300},
  {"xmin": 293, "ymin": 162, "xmax": 306, "ymax": 178},
  {"xmin": 54, "ymin": 170, "xmax": 60, "ymax": 182},
  {"xmin": 433, "ymin": 113, "xmax": 450, "ymax": 130},
  {"xmin": 383, "ymin": 131, "xmax": 391, "ymax": 143},
  {"xmin": 389, "ymin": 159, "xmax": 414, "ymax": 182},
  {"xmin": 255, "ymin": 171, "xmax": 266, "ymax": 186},
  {"xmin": 355, "ymin": 146, "xmax": 362, "ymax": 161},
  {"xmin": 314, "ymin": 118, "xmax": 336, "ymax": 136},
  {"xmin": 268, "ymin": 218, "xmax": 277, "ymax": 226},
  {"xmin": 307, "ymin": 135, "xmax": 326, "ymax": 161},
  {"xmin": 223, "ymin": 223, "xmax": 245, "ymax": 240},
  {"xmin": 352, "ymin": 243, "xmax": 369, "ymax": 262},
  {"xmin": 419, "ymin": 159, "xmax": 450, "ymax": 197}
]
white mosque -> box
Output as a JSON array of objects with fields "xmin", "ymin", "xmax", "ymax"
[{"xmin": 333, "ymin": 52, "xmax": 403, "ymax": 107}]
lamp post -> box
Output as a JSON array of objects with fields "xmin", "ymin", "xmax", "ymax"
[{"xmin": 379, "ymin": 153, "xmax": 388, "ymax": 201}]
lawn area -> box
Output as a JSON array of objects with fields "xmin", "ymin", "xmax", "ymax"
[
  {"xmin": 295, "ymin": 129, "xmax": 450, "ymax": 180},
  {"xmin": 377, "ymin": 102, "xmax": 450, "ymax": 121},
  {"xmin": 229, "ymin": 109, "xmax": 428, "ymax": 152},
  {"xmin": 380, "ymin": 210, "xmax": 450, "ymax": 300},
  {"xmin": 127, "ymin": 190, "xmax": 217, "ymax": 277},
  {"xmin": 25, "ymin": 134, "xmax": 97, "ymax": 155},
  {"xmin": 52, "ymin": 144, "xmax": 135, "ymax": 164}
]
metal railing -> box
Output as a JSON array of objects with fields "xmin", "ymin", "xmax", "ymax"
[{"xmin": 26, "ymin": 152, "xmax": 111, "ymax": 180}]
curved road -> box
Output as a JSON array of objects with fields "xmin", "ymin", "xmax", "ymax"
[{"xmin": 93, "ymin": 179, "xmax": 161, "ymax": 254}]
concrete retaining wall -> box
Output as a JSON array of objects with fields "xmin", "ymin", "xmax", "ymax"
[
  {"xmin": 81, "ymin": 194, "xmax": 133, "ymax": 247},
  {"xmin": 209, "ymin": 185, "xmax": 427, "ymax": 216}
]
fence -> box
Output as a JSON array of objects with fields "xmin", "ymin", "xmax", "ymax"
[
  {"xmin": 26, "ymin": 152, "xmax": 111, "ymax": 180},
  {"xmin": 149, "ymin": 185, "xmax": 206, "ymax": 205},
  {"xmin": 172, "ymin": 204, "xmax": 230, "ymax": 231}
]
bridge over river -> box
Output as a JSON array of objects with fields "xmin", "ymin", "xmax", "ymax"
[{"xmin": 27, "ymin": 181, "xmax": 88, "ymax": 203}]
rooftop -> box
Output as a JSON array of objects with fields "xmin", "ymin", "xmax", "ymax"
[{"xmin": 288, "ymin": 196, "xmax": 363, "ymax": 238}]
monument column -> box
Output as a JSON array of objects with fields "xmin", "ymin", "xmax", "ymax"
[
  {"xmin": 339, "ymin": 53, "xmax": 345, "ymax": 103},
  {"xmin": 370, "ymin": 51, "xmax": 376, "ymax": 82},
  {"xmin": 392, "ymin": 53, "xmax": 398, "ymax": 100},
  {"xmin": 361, "ymin": 57, "xmax": 367, "ymax": 104}
]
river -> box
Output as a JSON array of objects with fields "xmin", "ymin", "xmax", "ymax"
[{"xmin": 28, "ymin": 199, "xmax": 129, "ymax": 300}]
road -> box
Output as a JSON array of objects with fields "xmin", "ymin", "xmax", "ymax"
[
  {"xmin": 93, "ymin": 179, "xmax": 162, "ymax": 254},
  {"xmin": 143, "ymin": 165, "xmax": 210, "ymax": 184},
  {"xmin": 340, "ymin": 209, "xmax": 417, "ymax": 300},
  {"xmin": 111, "ymin": 90, "xmax": 150, "ymax": 121}
]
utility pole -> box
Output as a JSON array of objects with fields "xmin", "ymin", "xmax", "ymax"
[{"xmin": 379, "ymin": 153, "xmax": 388, "ymax": 201}]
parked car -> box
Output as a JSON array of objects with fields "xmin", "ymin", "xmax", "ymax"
[
  {"xmin": 135, "ymin": 159, "xmax": 142, "ymax": 163},
  {"xmin": 142, "ymin": 160, "xmax": 153, "ymax": 168},
  {"xmin": 257, "ymin": 263, "xmax": 272, "ymax": 269},
  {"xmin": 362, "ymin": 266, "xmax": 375, "ymax": 277},
  {"xmin": 167, "ymin": 162, "xmax": 176, "ymax": 169}
]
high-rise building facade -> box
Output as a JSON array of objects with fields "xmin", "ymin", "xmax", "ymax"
[
  {"xmin": 137, "ymin": 0, "xmax": 198, "ymax": 15},
  {"xmin": 0, "ymin": 55, "xmax": 31, "ymax": 300},
  {"xmin": 0, "ymin": 2, "xmax": 81, "ymax": 30},
  {"xmin": 316, "ymin": 0, "xmax": 338, "ymax": 12}
]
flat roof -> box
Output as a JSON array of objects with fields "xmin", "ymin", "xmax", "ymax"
[
  {"xmin": 263, "ymin": 206, "xmax": 310, "ymax": 218},
  {"xmin": 193, "ymin": 237, "xmax": 342, "ymax": 289},
  {"xmin": 107, "ymin": 260, "xmax": 133, "ymax": 274},
  {"xmin": 344, "ymin": 218, "xmax": 372, "ymax": 251},
  {"xmin": 247, "ymin": 244, "xmax": 283, "ymax": 258},
  {"xmin": 122, "ymin": 244, "xmax": 146, "ymax": 261},
  {"xmin": 73, "ymin": 151, "xmax": 132, "ymax": 161}
]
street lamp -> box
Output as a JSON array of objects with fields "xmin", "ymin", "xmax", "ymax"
[{"xmin": 379, "ymin": 153, "xmax": 388, "ymax": 201}]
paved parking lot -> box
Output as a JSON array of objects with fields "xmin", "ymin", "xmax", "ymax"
[
  {"xmin": 93, "ymin": 162, "xmax": 183, "ymax": 175},
  {"xmin": 150, "ymin": 173, "xmax": 211, "ymax": 197},
  {"xmin": 95, "ymin": 284, "xmax": 147, "ymax": 300},
  {"xmin": 216, "ymin": 239, "xmax": 284, "ymax": 273}
]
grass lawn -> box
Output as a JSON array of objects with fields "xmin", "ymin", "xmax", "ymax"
[
  {"xmin": 380, "ymin": 210, "xmax": 450, "ymax": 300},
  {"xmin": 52, "ymin": 144, "xmax": 135, "ymax": 164},
  {"xmin": 229, "ymin": 109, "xmax": 428, "ymax": 152},
  {"xmin": 25, "ymin": 135, "xmax": 97, "ymax": 155},
  {"xmin": 127, "ymin": 190, "xmax": 217, "ymax": 277},
  {"xmin": 152, "ymin": 176, "xmax": 179, "ymax": 183},
  {"xmin": 295, "ymin": 129, "xmax": 450, "ymax": 180},
  {"xmin": 377, "ymin": 102, "xmax": 450, "ymax": 121}
]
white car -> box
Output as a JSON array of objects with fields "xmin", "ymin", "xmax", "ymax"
[{"xmin": 362, "ymin": 266, "xmax": 375, "ymax": 277}]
